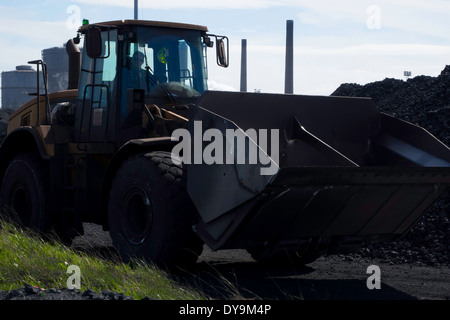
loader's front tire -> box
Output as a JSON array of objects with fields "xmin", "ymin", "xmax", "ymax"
[
  {"xmin": 0, "ymin": 153, "xmax": 51, "ymax": 233},
  {"xmin": 108, "ymin": 151, "xmax": 203, "ymax": 269}
]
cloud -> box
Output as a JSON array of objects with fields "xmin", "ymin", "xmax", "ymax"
[
  {"xmin": 207, "ymin": 80, "xmax": 237, "ymax": 91},
  {"xmin": 0, "ymin": 19, "xmax": 72, "ymax": 45},
  {"xmin": 71, "ymin": 0, "xmax": 284, "ymax": 10},
  {"xmin": 248, "ymin": 43, "xmax": 450, "ymax": 57},
  {"xmin": 69, "ymin": 0, "xmax": 450, "ymax": 42},
  {"xmin": 295, "ymin": 0, "xmax": 450, "ymax": 40},
  {"xmin": 217, "ymin": 39, "xmax": 450, "ymax": 96},
  {"xmin": 0, "ymin": 11, "xmax": 77, "ymax": 75}
]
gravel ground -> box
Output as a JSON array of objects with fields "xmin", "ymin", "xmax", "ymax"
[{"xmin": 0, "ymin": 285, "xmax": 137, "ymax": 300}]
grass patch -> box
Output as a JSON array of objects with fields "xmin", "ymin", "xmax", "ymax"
[{"xmin": 0, "ymin": 220, "xmax": 205, "ymax": 300}]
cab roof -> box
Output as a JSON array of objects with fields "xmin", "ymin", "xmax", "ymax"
[{"xmin": 78, "ymin": 19, "xmax": 209, "ymax": 33}]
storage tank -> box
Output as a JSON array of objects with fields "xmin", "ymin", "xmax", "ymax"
[{"xmin": 1, "ymin": 65, "xmax": 41, "ymax": 110}]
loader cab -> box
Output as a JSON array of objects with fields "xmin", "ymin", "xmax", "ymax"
[{"xmin": 74, "ymin": 20, "xmax": 215, "ymax": 146}]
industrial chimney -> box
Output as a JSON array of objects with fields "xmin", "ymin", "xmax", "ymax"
[
  {"xmin": 134, "ymin": 0, "xmax": 138, "ymax": 19},
  {"xmin": 284, "ymin": 20, "xmax": 294, "ymax": 94},
  {"xmin": 240, "ymin": 39, "xmax": 247, "ymax": 92}
]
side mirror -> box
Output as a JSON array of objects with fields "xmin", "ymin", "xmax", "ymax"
[
  {"xmin": 85, "ymin": 26, "xmax": 103, "ymax": 58},
  {"xmin": 216, "ymin": 37, "xmax": 229, "ymax": 68}
]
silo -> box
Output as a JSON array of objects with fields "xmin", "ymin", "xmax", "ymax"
[
  {"xmin": 1, "ymin": 65, "xmax": 41, "ymax": 110},
  {"xmin": 42, "ymin": 46, "xmax": 68, "ymax": 93}
]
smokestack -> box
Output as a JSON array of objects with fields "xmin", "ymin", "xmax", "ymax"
[
  {"xmin": 284, "ymin": 20, "xmax": 294, "ymax": 94},
  {"xmin": 240, "ymin": 39, "xmax": 247, "ymax": 92},
  {"xmin": 66, "ymin": 39, "xmax": 81, "ymax": 90},
  {"xmin": 134, "ymin": 0, "xmax": 138, "ymax": 19}
]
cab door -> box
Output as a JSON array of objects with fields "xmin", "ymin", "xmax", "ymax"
[{"xmin": 75, "ymin": 29, "xmax": 118, "ymax": 143}]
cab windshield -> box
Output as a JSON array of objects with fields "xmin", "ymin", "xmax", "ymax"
[{"xmin": 121, "ymin": 26, "xmax": 208, "ymax": 104}]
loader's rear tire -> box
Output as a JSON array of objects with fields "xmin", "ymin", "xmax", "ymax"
[
  {"xmin": 108, "ymin": 151, "xmax": 203, "ymax": 269},
  {"xmin": 0, "ymin": 153, "xmax": 51, "ymax": 233}
]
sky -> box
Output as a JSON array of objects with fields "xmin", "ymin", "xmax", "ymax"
[{"xmin": 1, "ymin": 0, "xmax": 450, "ymax": 100}]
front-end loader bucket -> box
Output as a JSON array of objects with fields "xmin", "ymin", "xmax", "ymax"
[{"xmin": 184, "ymin": 91, "xmax": 450, "ymax": 255}]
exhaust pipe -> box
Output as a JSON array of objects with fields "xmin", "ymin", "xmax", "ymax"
[{"xmin": 66, "ymin": 38, "xmax": 81, "ymax": 90}]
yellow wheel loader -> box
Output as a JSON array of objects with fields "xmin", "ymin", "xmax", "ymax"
[{"xmin": 0, "ymin": 20, "xmax": 448, "ymax": 268}]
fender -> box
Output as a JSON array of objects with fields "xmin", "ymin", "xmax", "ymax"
[
  {"xmin": 0, "ymin": 127, "xmax": 50, "ymax": 182},
  {"xmin": 99, "ymin": 136, "xmax": 177, "ymax": 228}
]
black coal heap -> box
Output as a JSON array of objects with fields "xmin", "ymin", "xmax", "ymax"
[{"xmin": 331, "ymin": 66, "xmax": 450, "ymax": 266}]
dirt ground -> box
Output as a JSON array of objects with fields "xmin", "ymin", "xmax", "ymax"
[
  {"xmin": 193, "ymin": 247, "xmax": 450, "ymax": 300},
  {"xmin": 72, "ymin": 223, "xmax": 450, "ymax": 300}
]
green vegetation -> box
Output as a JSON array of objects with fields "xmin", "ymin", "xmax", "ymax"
[{"xmin": 0, "ymin": 220, "xmax": 205, "ymax": 300}]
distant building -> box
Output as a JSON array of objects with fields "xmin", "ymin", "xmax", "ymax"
[
  {"xmin": 1, "ymin": 65, "xmax": 43, "ymax": 111},
  {"xmin": 1, "ymin": 43, "xmax": 81, "ymax": 110},
  {"xmin": 42, "ymin": 46, "xmax": 69, "ymax": 93}
]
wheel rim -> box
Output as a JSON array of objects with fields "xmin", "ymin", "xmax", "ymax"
[
  {"xmin": 120, "ymin": 186, "xmax": 153, "ymax": 245},
  {"xmin": 10, "ymin": 184, "xmax": 32, "ymax": 226}
]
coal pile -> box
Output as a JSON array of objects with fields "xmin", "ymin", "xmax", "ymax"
[{"xmin": 332, "ymin": 65, "xmax": 450, "ymax": 266}]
